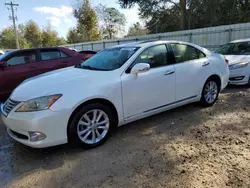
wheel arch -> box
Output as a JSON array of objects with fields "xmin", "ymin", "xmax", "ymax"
[
  {"xmin": 67, "ymin": 98, "xmax": 119, "ymax": 139},
  {"xmin": 206, "ymin": 74, "xmax": 221, "ymax": 91}
]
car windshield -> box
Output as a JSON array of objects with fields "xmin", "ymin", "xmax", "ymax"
[
  {"xmin": 78, "ymin": 47, "xmax": 139, "ymax": 71},
  {"xmin": 216, "ymin": 42, "xmax": 250, "ymax": 55}
]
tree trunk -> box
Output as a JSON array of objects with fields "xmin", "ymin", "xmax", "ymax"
[{"xmin": 180, "ymin": 0, "xmax": 187, "ymax": 30}]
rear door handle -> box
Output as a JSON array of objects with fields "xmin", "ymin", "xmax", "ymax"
[
  {"xmin": 202, "ymin": 62, "xmax": 210, "ymax": 66},
  {"xmin": 164, "ymin": 70, "xmax": 175, "ymax": 76},
  {"xmin": 62, "ymin": 61, "xmax": 69, "ymax": 64}
]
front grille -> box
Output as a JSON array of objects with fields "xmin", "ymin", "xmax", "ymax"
[{"xmin": 3, "ymin": 98, "xmax": 20, "ymax": 115}]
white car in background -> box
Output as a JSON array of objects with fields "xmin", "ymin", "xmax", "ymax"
[
  {"xmin": 1, "ymin": 41, "xmax": 229, "ymax": 149},
  {"xmin": 216, "ymin": 38, "xmax": 250, "ymax": 85},
  {"xmin": 0, "ymin": 50, "xmax": 4, "ymax": 56}
]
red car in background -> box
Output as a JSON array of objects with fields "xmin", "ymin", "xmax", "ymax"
[
  {"xmin": 0, "ymin": 47, "xmax": 95, "ymax": 101},
  {"xmin": 78, "ymin": 50, "xmax": 97, "ymax": 61}
]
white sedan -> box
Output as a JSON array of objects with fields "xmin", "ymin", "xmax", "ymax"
[
  {"xmin": 0, "ymin": 41, "xmax": 229, "ymax": 148},
  {"xmin": 216, "ymin": 38, "xmax": 250, "ymax": 85}
]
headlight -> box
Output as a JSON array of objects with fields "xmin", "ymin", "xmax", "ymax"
[
  {"xmin": 16, "ymin": 94, "xmax": 62, "ymax": 112},
  {"xmin": 229, "ymin": 62, "xmax": 249, "ymax": 70}
]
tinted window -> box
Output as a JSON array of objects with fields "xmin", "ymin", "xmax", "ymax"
[
  {"xmin": 79, "ymin": 47, "xmax": 139, "ymax": 71},
  {"xmin": 40, "ymin": 50, "xmax": 69, "ymax": 60},
  {"xmin": 171, "ymin": 44, "xmax": 199, "ymax": 63},
  {"xmin": 216, "ymin": 42, "xmax": 250, "ymax": 55},
  {"xmin": 41, "ymin": 50, "xmax": 60, "ymax": 60},
  {"xmin": 60, "ymin": 51, "xmax": 69, "ymax": 58},
  {"xmin": 7, "ymin": 51, "xmax": 36, "ymax": 66},
  {"xmin": 134, "ymin": 45, "xmax": 168, "ymax": 68}
]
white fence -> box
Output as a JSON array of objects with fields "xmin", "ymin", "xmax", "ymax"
[{"xmin": 62, "ymin": 22, "xmax": 250, "ymax": 51}]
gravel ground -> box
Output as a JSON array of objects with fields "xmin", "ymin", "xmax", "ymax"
[{"xmin": 0, "ymin": 86, "xmax": 250, "ymax": 188}]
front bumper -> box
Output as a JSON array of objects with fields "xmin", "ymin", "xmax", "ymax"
[
  {"xmin": 229, "ymin": 67, "xmax": 250, "ymax": 85},
  {"xmin": 1, "ymin": 103, "xmax": 71, "ymax": 148}
]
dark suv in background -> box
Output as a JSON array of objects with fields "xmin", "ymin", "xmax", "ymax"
[{"xmin": 0, "ymin": 47, "xmax": 95, "ymax": 101}]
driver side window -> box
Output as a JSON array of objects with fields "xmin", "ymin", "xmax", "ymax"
[
  {"xmin": 7, "ymin": 51, "xmax": 36, "ymax": 66},
  {"xmin": 134, "ymin": 45, "xmax": 168, "ymax": 68}
]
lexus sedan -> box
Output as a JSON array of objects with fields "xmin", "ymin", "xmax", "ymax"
[
  {"xmin": 216, "ymin": 38, "xmax": 250, "ymax": 85},
  {"xmin": 0, "ymin": 41, "xmax": 229, "ymax": 149}
]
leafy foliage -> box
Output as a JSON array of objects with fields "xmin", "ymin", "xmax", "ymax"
[
  {"xmin": 41, "ymin": 27, "xmax": 67, "ymax": 47},
  {"xmin": 126, "ymin": 22, "xmax": 148, "ymax": 37},
  {"xmin": 0, "ymin": 20, "xmax": 67, "ymax": 49},
  {"xmin": 96, "ymin": 4, "xmax": 126, "ymax": 39},
  {"xmin": 0, "ymin": 25, "xmax": 29, "ymax": 49},
  {"xmin": 119, "ymin": 0, "xmax": 250, "ymax": 34},
  {"xmin": 73, "ymin": 0, "xmax": 100, "ymax": 42}
]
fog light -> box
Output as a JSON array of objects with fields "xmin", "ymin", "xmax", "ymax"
[{"xmin": 29, "ymin": 132, "xmax": 46, "ymax": 142}]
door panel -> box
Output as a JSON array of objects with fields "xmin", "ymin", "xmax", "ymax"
[
  {"xmin": 174, "ymin": 59, "xmax": 209, "ymax": 100},
  {"xmin": 170, "ymin": 43, "xmax": 212, "ymax": 101},
  {"xmin": 121, "ymin": 44, "xmax": 175, "ymax": 118},
  {"xmin": 122, "ymin": 66, "xmax": 175, "ymax": 118}
]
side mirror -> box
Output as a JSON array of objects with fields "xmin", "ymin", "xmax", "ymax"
[
  {"xmin": 0, "ymin": 61, "xmax": 7, "ymax": 67},
  {"xmin": 131, "ymin": 63, "xmax": 150, "ymax": 74}
]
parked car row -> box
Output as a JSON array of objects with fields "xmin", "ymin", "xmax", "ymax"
[{"xmin": 0, "ymin": 39, "xmax": 248, "ymax": 150}]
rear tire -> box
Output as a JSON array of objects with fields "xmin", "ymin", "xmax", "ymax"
[
  {"xmin": 200, "ymin": 79, "xmax": 220, "ymax": 107},
  {"xmin": 68, "ymin": 103, "xmax": 116, "ymax": 149}
]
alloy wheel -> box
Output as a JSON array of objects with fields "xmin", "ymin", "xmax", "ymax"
[
  {"xmin": 204, "ymin": 81, "xmax": 218, "ymax": 104},
  {"xmin": 77, "ymin": 109, "xmax": 110, "ymax": 144}
]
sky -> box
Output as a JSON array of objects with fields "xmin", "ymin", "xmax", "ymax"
[{"xmin": 0, "ymin": 0, "xmax": 140, "ymax": 38}]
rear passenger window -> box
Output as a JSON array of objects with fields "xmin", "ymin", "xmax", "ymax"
[
  {"xmin": 60, "ymin": 51, "xmax": 69, "ymax": 58},
  {"xmin": 40, "ymin": 50, "xmax": 69, "ymax": 60},
  {"xmin": 171, "ymin": 44, "xmax": 200, "ymax": 63}
]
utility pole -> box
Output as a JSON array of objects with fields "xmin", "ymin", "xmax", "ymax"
[{"xmin": 5, "ymin": 1, "xmax": 20, "ymax": 49}]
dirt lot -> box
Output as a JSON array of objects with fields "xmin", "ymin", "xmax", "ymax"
[{"xmin": 0, "ymin": 86, "xmax": 250, "ymax": 188}]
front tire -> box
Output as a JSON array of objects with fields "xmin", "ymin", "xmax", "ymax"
[
  {"xmin": 200, "ymin": 79, "xmax": 219, "ymax": 107},
  {"xmin": 68, "ymin": 103, "xmax": 116, "ymax": 149}
]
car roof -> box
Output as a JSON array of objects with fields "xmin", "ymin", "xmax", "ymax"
[
  {"xmin": 8, "ymin": 47, "xmax": 67, "ymax": 52},
  {"xmin": 109, "ymin": 40, "xmax": 212, "ymax": 55},
  {"xmin": 230, "ymin": 38, "xmax": 250, "ymax": 43},
  {"xmin": 110, "ymin": 40, "xmax": 203, "ymax": 48}
]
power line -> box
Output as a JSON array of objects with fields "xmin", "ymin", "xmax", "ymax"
[{"xmin": 5, "ymin": 1, "xmax": 20, "ymax": 49}]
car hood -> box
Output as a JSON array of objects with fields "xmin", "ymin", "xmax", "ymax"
[
  {"xmin": 11, "ymin": 67, "xmax": 113, "ymax": 101},
  {"xmin": 225, "ymin": 55, "xmax": 250, "ymax": 65}
]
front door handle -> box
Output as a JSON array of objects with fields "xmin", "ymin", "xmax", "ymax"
[
  {"xmin": 62, "ymin": 61, "xmax": 69, "ymax": 64},
  {"xmin": 202, "ymin": 62, "xmax": 210, "ymax": 66},
  {"xmin": 164, "ymin": 70, "xmax": 175, "ymax": 76}
]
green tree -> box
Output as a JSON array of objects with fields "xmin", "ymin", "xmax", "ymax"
[
  {"xmin": 24, "ymin": 20, "xmax": 42, "ymax": 47},
  {"xmin": 119, "ymin": 0, "xmax": 250, "ymax": 33},
  {"xmin": 96, "ymin": 4, "xmax": 126, "ymax": 39},
  {"xmin": 41, "ymin": 27, "xmax": 67, "ymax": 47},
  {"xmin": 0, "ymin": 25, "xmax": 30, "ymax": 49},
  {"xmin": 67, "ymin": 27, "xmax": 82, "ymax": 43},
  {"xmin": 126, "ymin": 22, "xmax": 148, "ymax": 37},
  {"xmin": 74, "ymin": 0, "xmax": 100, "ymax": 42},
  {"xmin": 119, "ymin": 0, "xmax": 188, "ymax": 31}
]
